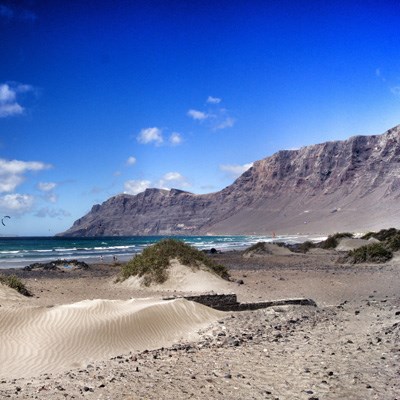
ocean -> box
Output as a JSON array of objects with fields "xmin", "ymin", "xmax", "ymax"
[{"xmin": 0, "ymin": 234, "xmax": 323, "ymax": 269}]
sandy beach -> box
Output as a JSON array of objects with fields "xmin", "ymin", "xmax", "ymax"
[{"xmin": 0, "ymin": 247, "xmax": 399, "ymax": 399}]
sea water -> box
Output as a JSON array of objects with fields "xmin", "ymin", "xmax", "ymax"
[{"xmin": 0, "ymin": 234, "xmax": 319, "ymax": 269}]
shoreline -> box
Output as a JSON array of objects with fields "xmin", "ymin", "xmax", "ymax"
[{"xmin": 0, "ymin": 234, "xmax": 328, "ymax": 270}]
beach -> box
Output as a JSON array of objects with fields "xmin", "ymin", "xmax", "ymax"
[{"xmin": 0, "ymin": 247, "xmax": 399, "ymax": 399}]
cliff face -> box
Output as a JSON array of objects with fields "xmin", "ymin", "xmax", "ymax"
[{"xmin": 59, "ymin": 125, "xmax": 400, "ymax": 236}]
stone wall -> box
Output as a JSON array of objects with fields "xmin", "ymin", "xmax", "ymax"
[{"xmin": 164, "ymin": 293, "xmax": 317, "ymax": 311}]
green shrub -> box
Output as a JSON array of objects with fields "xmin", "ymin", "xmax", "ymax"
[
  {"xmin": 385, "ymin": 233, "xmax": 400, "ymax": 252},
  {"xmin": 298, "ymin": 241, "xmax": 316, "ymax": 253},
  {"xmin": 0, "ymin": 275, "xmax": 31, "ymax": 296},
  {"xmin": 321, "ymin": 232, "xmax": 353, "ymax": 249},
  {"xmin": 361, "ymin": 228, "xmax": 400, "ymax": 241},
  {"xmin": 119, "ymin": 239, "xmax": 229, "ymax": 285},
  {"xmin": 244, "ymin": 242, "xmax": 266, "ymax": 254},
  {"xmin": 348, "ymin": 243, "xmax": 393, "ymax": 264},
  {"xmin": 321, "ymin": 235, "xmax": 338, "ymax": 249},
  {"xmin": 361, "ymin": 231, "xmax": 375, "ymax": 240}
]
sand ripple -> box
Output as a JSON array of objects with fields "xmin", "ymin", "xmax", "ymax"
[{"xmin": 0, "ymin": 298, "xmax": 223, "ymax": 379}]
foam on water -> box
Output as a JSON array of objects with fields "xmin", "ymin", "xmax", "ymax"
[{"xmin": 0, "ymin": 234, "xmax": 319, "ymax": 269}]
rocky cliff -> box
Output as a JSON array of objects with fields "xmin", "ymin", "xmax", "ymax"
[{"xmin": 59, "ymin": 125, "xmax": 400, "ymax": 236}]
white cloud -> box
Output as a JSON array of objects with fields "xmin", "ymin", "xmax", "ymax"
[
  {"xmin": 163, "ymin": 172, "xmax": 184, "ymax": 181},
  {"xmin": 37, "ymin": 182, "xmax": 58, "ymax": 203},
  {"xmin": 187, "ymin": 109, "xmax": 208, "ymax": 120},
  {"xmin": 158, "ymin": 172, "xmax": 190, "ymax": 189},
  {"xmin": 45, "ymin": 193, "xmax": 58, "ymax": 203},
  {"xmin": 0, "ymin": 159, "xmax": 50, "ymax": 175},
  {"xmin": 126, "ymin": 156, "xmax": 137, "ymax": 166},
  {"xmin": 215, "ymin": 117, "xmax": 236, "ymax": 130},
  {"xmin": 188, "ymin": 99, "xmax": 235, "ymax": 130},
  {"xmin": 137, "ymin": 127, "xmax": 163, "ymax": 145},
  {"xmin": 0, "ymin": 84, "xmax": 16, "ymax": 102},
  {"xmin": 0, "ymin": 158, "xmax": 52, "ymax": 193},
  {"xmin": 390, "ymin": 86, "xmax": 400, "ymax": 96},
  {"xmin": 38, "ymin": 182, "xmax": 57, "ymax": 192},
  {"xmin": 207, "ymin": 96, "xmax": 221, "ymax": 104},
  {"xmin": 220, "ymin": 162, "xmax": 253, "ymax": 179},
  {"xmin": 124, "ymin": 180, "xmax": 152, "ymax": 195},
  {"xmin": 0, "ymin": 175, "xmax": 24, "ymax": 193},
  {"xmin": 123, "ymin": 171, "xmax": 190, "ymax": 196},
  {"xmin": 35, "ymin": 207, "xmax": 70, "ymax": 218},
  {"xmin": 169, "ymin": 132, "xmax": 182, "ymax": 145},
  {"xmin": 0, "ymin": 193, "xmax": 34, "ymax": 212},
  {"xmin": 0, "ymin": 82, "xmax": 35, "ymax": 118},
  {"xmin": 0, "ymin": 102, "xmax": 24, "ymax": 118}
]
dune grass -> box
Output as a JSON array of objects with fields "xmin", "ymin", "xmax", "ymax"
[
  {"xmin": 0, "ymin": 275, "xmax": 31, "ymax": 296},
  {"xmin": 347, "ymin": 243, "xmax": 393, "ymax": 264},
  {"xmin": 243, "ymin": 242, "xmax": 267, "ymax": 253},
  {"xmin": 321, "ymin": 232, "xmax": 353, "ymax": 249},
  {"xmin": 119, "ymin": 239, "xmax": 229, "ymax": 286}
]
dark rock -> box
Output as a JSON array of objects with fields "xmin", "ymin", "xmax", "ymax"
[{"xmin": 24, "ymin": 259, "xmax": 89, "ymax": 271}]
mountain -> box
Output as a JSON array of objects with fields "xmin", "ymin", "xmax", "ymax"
[{"xmin": 59, "ymin": 125, "xmax": 400, "ymax": 236}]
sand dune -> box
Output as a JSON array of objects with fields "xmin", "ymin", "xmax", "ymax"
[
  {"xmin": 0, "ymin": 297, "xmax": 223, "ymax": 379},
  {"xmin": 0, "ymin": 284, "xmax": 28, "ymax": 305},
  {"xmin": 122, "ymin": 259, "xmax": 234, "ymax": 293}
]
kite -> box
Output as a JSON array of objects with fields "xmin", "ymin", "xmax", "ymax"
[{"xmin": 1, "ymin": 216, "xmax": 10, "ymax": 226}]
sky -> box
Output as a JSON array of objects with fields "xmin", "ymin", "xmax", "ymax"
[{"xmin": 1, "ymin": 0, "xmax": 400, "ymax": 236}]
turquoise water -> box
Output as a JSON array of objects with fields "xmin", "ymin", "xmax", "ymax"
[{"xmin": 0, "ymin": 234, "xmax": 313, "ymax": 269}]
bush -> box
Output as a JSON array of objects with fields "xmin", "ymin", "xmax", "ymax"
[
  {"xmin": 243, "ymin": 242, "xmax": 266, "ymax": 254},
  {"xmin": 386, "ymin": 233, "xmax": 400, "ymax": 252},
  {"xmin": 360, "ymin": 231, "xmax": 375, "ymax": 240},
  {"xmin": 320, "ymin": 232, "xmax": 353, "ymax": 249},
  {"xmin": 298, "ymin": 241, "xmax": 316, "ymax": 253},
  {"xmin": 119, "ymin": 239, "xmax": 229, "ymax": 285},
  {"xmin": 0, "ymin": 275, "xmax": 31, "ymax": 296},
  {"xmin": 361, "ymin": 228, "xmax": 400, "ymax": 241},
  {"xmin": 348, "ymin": 243, "xmax": 393, "ymax": 264}
]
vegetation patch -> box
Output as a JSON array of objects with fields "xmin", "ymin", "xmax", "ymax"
[
  {"xmin": 359, "ymin": 227, "xmax": 400, "ymax": 252},
  {"xmin": 347, "ymin": 243, "xmax": 393, "ymax": 264},
  {"xmin": 361, "ymin": 228, "xmax": 400, "ymax": 241},
  {"xmin": 320, "ymin": 232, "xmax": 353, "ymax": 249},
  {"xmin": 119, "ymin": 239, "xmax": 229, "ymax": 285},
  {"xmin": 385, "ymin": 233, "xmax": 400, "ymax": 252},
  {"xmin": 297, "ymin": 241, "xmax": 317, "ymax": 253},
  {"xmin": 0, "ymin": 275, "xmax": 31, "ymax": 296},
  {"xmin": 243, "ymin": 242, "xmax": 267, "ymax": 254}
]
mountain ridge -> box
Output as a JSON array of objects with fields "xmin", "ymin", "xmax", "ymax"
[{"xmin": 59, "ymin": 124, "xmax": 400, "ymax": 236}]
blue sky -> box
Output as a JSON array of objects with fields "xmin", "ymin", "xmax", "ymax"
[{"xmin": 1, "ymin": 0, "xmax": 400, "ymax": 236}]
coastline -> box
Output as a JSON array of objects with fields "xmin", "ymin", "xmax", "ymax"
[{"xmin": 0, "ymin": 234, "xmax": 327, "ymax": 270}]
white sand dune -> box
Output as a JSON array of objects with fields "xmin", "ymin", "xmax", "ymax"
[
  {"xmin": 0, "ymin": 284, "xmax": 28, "ymax": 305},
  {"xmin": 242, "ymin": 243, "xmax": 293, "ymax": 257},
  {"xmin": 122, "ymin": 259, "xmax": 234, "ymax": 293},
  {"xmin": 336, "ymin": 238, "xmax": 377, "ymax": 251},
  {"xmin": 0, "ymin": 297, "xmax": 223, "ymax": 379}
]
